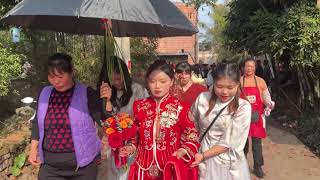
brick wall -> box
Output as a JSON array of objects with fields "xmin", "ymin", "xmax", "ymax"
[{"xmin": 157, "ymin": 2, "xmax": 197, "ymax": 64}]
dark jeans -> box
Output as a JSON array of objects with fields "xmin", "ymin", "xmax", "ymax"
[
  {"xmin": 244, "ymin": 137, "xmax": 264, "ymax": 168},
  {"xmin": 38, "ymin": 160, "xmax": 97, "ymax": 180}
]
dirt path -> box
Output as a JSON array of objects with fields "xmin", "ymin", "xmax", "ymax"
[
  {"xmin": 3, "ymin": 118, "xmax": 319, "ymax": 180},
  {"xmin": 247, "ymin": 119, "xmax": 320, "ymax": 180}
]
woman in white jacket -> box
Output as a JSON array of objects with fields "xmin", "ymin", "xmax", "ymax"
[{"xmin": 191, "ymin": 62, "xmax": 251, "ymax": 180}]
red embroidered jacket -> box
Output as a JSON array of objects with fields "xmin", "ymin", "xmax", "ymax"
[{"xmin": 131, "ymin": 95, "xmax": 200, "ymax": 171}]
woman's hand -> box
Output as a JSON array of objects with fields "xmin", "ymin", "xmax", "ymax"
[
  {"xmin": 173, "ymin": 148, "xmax": 187, "ymax": 159},
  {"xmin": 28, "ymin": 140, "xmax": 41, "ymax": 166},
  {"xmin": 100, "ymin": 81, "xmax": 112, "ymax": 101},
  {"xmin": 190, "ymin": 153, "xmax": 204, "ymax": 167},
  {"xmin": 119, "ymin": 145, "xmax": 135, "ymax": 157}
]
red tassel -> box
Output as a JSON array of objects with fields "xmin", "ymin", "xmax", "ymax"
[
  {"xmin": 112, "ymin": 149, "xmax": 121, "ymax": 168},
  {"xmin": 121, "ymin": 156, "xmax": 127, "ymax": 166},
  {"xmin": 112, "ymin": 149, "xmax": 128, "ymax": 168}
]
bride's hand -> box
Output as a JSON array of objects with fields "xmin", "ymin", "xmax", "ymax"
[
  {"xmin": 173, "ymin": 148, "xmax": 187, "ymax": 159},
  {"xmin": 191, "ymin": 153, "xmax": 204, "ymax": 167},
  {"xmin": 119, "ymin": 145, "xmax": 135, "ymax": 157}
]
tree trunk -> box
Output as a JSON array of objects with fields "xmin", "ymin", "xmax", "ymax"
[
  {"xmin": 317, "ymin": 0, "xmax": 320, "ymax": 9},
  {"xmin": 313, "ymin": 67, "xmax": 320, "ymax": 113},
  {"xmin": 297, "ymin": 66, "xmax": 305, "ymax": 110},
  {"xmin": 272, "ymin": 57, "xmax": 281, "ymax": 98},
  {"xmin": 302, "ymin": 67, "xmax": 314, "ymax": 109}
]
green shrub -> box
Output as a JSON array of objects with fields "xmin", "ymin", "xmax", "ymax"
[
  {"xmin": 0, "ymin": 43, "xmax": 23, "ymax": 96},
  {"xmin": 297, "ymin": 116, "xmax": 320, "ymax": 155},
  {"xmin": 10, "ymin": 153, "xmax": 27, "ymax": 177}
]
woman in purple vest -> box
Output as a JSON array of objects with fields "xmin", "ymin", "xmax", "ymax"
[{"xmin": 28, "ymin": 53, "xmax": 101, "ymax": 180}]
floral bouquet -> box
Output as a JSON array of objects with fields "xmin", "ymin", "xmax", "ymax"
[{"xmin": 101, "ymin": 112, "xmax": 137, "ymax": 168}]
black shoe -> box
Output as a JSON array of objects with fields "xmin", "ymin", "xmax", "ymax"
[{"xmin": 253, "ymin": 166, "xmax": 265, "ymax": 178}]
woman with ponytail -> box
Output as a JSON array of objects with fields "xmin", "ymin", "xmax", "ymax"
[
  {"xmin": 97, "ymin": 56, "xmax": 148, "ymax": 180},
  {"xmin": 190, "ymin": 62, "xmax": 251, "ymax": 180}
]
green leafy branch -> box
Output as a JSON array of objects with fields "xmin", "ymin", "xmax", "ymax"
[{"xmin": 10, "ymin": 153, "xmax": 27, "ymax": 177}]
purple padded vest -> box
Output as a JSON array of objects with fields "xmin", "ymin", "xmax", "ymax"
[{"xmin": 37, "ymin": 83, "xmax": 101, "ymax": 167}]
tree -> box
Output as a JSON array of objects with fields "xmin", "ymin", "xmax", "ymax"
[
  {"xmin": 0, "ymin": 43, "xmax": 22, "ymax": 96},
  {"xmin": 130, "ymin": 37, "xmax": 158, "ymax": 73},
  {"xmin": 207, "ymin": 4, "xmax": 236, "ymax": 60},
  {"xmin": 130, "ymin": 37, "xmax": 158, "ymax": 84},
  {"xmin": 182, "ymin": 0, "xmax": 217, "ymax": 62},
  {"xmin": 272, "ymin": 2, "xmax": 320, "ymax": 67},
  {"xmin": 0, "ymin": 0, "xmax": 20, "ymax": 17},
  {"xmin": 224, "ymin": 0, "xmax": 320, "ymax": 112},
  {"xmin": 182, "ymin": 0, "xmax": 217, "ymax": 10}
]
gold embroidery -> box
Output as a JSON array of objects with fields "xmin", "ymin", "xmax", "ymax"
[{"xmin": 182, "ymin": 127, "xmax": 199, "ymax": 142}]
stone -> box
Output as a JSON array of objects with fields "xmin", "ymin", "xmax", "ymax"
[
  {"xmin": 0, "ymin": 147, "xmax": 10, "ymax": 157},
  {"xmin": 0, "ymin": 153, "xmax": 10, "ymax": 166},
  {"xmin": 15, "ymin": 106, "xmax": 34, "ymax": 117},
  {"xmin": 0, "ymin": 158, "xmax": 11, "ymax": 173},
  {"xmin": 0, "ymin": 172, "xmax": 9, "ymax": 180}
]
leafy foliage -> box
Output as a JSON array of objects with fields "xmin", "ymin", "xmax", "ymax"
[
  {"xmin": 10, "ymin": 153, "xmax": 27, "ymax": 177},
  {"xmin": 0, "ymin": 43, "xmax": 23, "ymax": 96},
  {"xmin": 297, "ymin": 116, "xmax": 320, "ymax": 155},
  {"xmin": 224, "ymin": 0, "xmax": 318, "ymax": 60},
  {"xmin": 224, "ymin": 0, "xmax": 320, "ymax": 154},
  {"xmin": 207, "ymin": 4, "xmax": 236, "ymax": 60},
  {"xmin": 55, "ymin": 34, "xmax": 104, "ymax": 87},
  {"xmin": 224, "ymin": 0, "xmax": 269, "ymax": 53},
  {"xmin": 0, "ymin": 0, "xmax": 20, "ymax": 17},
  {"xmin": 181, "ymin": 0, "xmax": 217, "ymax": 10},
  {"xmin": 130, "ymin": 37, "xmax": 158, "ymax": 74},
  {"xmin": 272, "ymin": 2, "xmax": 320, "ymax": 67}
]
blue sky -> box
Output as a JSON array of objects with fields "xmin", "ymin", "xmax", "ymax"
[
  {"xmin": 171, "ymin": 0, "xmax": 224, "ymax": 25},
  {"xmin": 171, "ymin": 0, "xmax": 225, "ymax": 41}
]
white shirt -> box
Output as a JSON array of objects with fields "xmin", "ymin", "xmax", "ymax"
[{"xmin": 191, "ymin": 92, "xmax": 251, "ymax": 179}]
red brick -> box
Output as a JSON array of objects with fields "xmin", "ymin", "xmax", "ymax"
[{"xmin": 157, "ymin": 2, "xmax": 197, "ymax": 64}]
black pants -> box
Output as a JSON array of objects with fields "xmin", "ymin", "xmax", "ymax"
[
  {"xmin": 38, "ymin": 160, "xmax": 97, "ymax": 180},
  {"xmin": 244, "ymin": 137, "xmax": 264, "ymax": 168}
]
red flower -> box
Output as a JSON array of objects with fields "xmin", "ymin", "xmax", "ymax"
[
  {"xmin": 108, "ymin": 132, "xmax": 124, "ymax": 148},
  {"xmin": 100, "ymin": 18, "xmax": 109, "ymax": 23},
  {"xmin": 122, "ymin": 124, "xmax": 137, "ymax": 140}
]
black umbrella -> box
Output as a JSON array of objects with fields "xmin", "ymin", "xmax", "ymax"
[{"xmin": 1, "ymin": 0, "xmax": 198, "ymax": 37}]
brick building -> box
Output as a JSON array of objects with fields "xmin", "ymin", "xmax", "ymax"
[{"xmin": 157, "ymin": 2, "xmax": 197, "ymax": 64}]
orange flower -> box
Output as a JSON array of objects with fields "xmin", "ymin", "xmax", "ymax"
[
  {"xmin": 119, "ymin": 120, "xmax": 128, "ymax": 128},
  {"xmin": 107, "ymin": 117, "xmax": 114, "ymax": 124},
  {"xmin": 123, "ymin": 118, "xmax": 132, "ymax": 124},
  {"xmin": 105, "ymin": 128, "xmax": 115, "ymax": 135}
]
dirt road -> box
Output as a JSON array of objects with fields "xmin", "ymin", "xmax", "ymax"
[
  {"xmin": 247, "ymin": 119, "xmax": 320, "ymax": 180},
  {"xmin": 5, "ymin": 118, "xmax": 320, "ymax": 180}
]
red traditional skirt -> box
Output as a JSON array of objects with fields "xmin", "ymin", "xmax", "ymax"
[{"xmin": 128, "ymin": 163, "xmax": 163, "ymax": 180}]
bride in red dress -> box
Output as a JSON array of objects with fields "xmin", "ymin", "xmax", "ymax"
[{"xmin": 120, "ymin": 60, "xmax": 200, "ymax": 180}]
